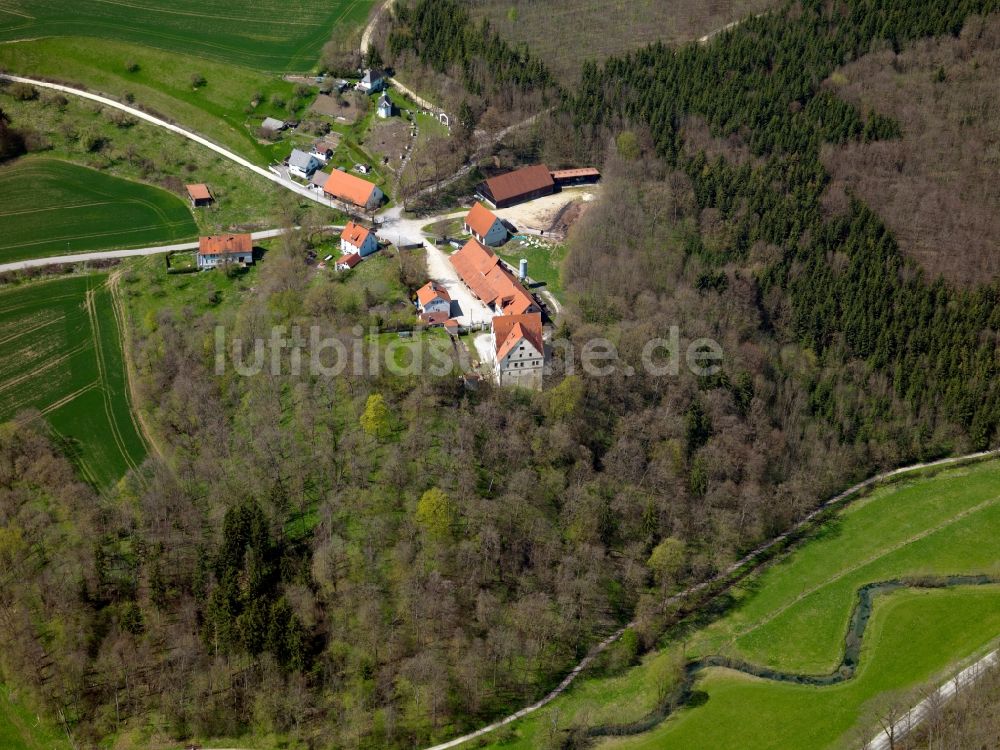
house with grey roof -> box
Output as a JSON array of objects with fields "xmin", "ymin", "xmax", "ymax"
[
  {"xmin": 288, "ymin": 149, "xmax": 321, "ymax": 179},
  {"xmin": 357, "ymin": 69, "xmax": 385, "ymax": 94}
]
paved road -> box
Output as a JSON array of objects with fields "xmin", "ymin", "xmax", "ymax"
[
  {"xmin": 0, "ymin": 74, "xmax": 337, "ymax": 209},
  {"xmin": 422, "ymin": 239, "xmax": 492, "ymax": 326},
  {"xmin": 0, "ymin": 226, "xmax": 341, "ymax": 273},
  {"xmin": 420, "ymin": 447, "xmax": 1000, "ymax": 750},
  {"xmin": 868, "ymin": 648, "xmax": 999, "ymax": 750}
]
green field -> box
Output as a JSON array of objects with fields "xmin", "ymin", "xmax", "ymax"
[
  {"xmin": 0, "ymin": 158, "xmax": 196, "ymax": 264},
  {"xmin": 0, "ymin": 0, "xmax": 373, "ymax": 70},
  {"xmin": 0, "ymin": 685, "xmax": 68, "ymax": 750},
  {"xmin": 0, "ymin": 273, "xmax": 147, "ymax": 486},
  {"xmin": 478, "ymin": 459, "xmax": 1000, "ymax": 749}
]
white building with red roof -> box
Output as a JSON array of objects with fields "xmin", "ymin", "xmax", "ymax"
[
  {"xmin": 340, "ymin": 221, "xmax": 379, "ymax": 257},
  {"xmin": 463, "ymin": 202, "xmax": 507, "ymax": 246},
  {"xmin": 449, "ymin": 239, "xmax": 540, "ymax": 317},
  {"xmin": 335, "ymin": 253, "xmax": 362, "ymax": 271},
  {"xmin": 416, "ymin": 281, "xmax": 451, "ymax": 317},
  {"xmin": 491, "ymin": 313, "xmax": 544, "ymax": 389}
]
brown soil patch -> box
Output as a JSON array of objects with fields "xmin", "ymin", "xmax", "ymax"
[{"xmin": 310, "ymin": 91, "xmax": 367, "ymax": 123}]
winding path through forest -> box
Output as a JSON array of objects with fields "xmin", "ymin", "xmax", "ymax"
[{"xmin": 420, "ymin": 448, "xmax": 1000, "ymax": 750}]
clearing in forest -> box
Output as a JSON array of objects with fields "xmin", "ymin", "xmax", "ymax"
[
  {"xmin": 0, "ymin": 158, "xmax": 196, "ymax": 264},
  {"xmin": 0, "ymin": 273, "xmax": 147, "ymax": 486},
  {"xmin": 480, "ymin": 458, "xmax": 1000, "ymax": 749},
  {"xmin": 470, "ymin": 0, "xmax": 779, "ymax": 83}
]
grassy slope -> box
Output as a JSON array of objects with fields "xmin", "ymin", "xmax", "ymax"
[
  {"xmin": 0, "ymin": 92, "xmax": 325, "ymax": 240},
  {"xmin": 0, "ymin": 273, "xmax": 146, "ymax": 486},
  {"xmin": 479, "ymin": 459, "xmax": 1000, "ymax": 749},
  {"xmin": 0, "ymin": 685, "xmax": 68, "ymax": 750},
  {"xmin": 0, "ymin": 157, "xmax": 196, "ymax": 263},
  {"xmin": 0, "ymin": 38, "xmax": 303, "ymax": 162},
  {"xmin": 0, "ymin": 0, "xmax": 372, "ymax": 70}
]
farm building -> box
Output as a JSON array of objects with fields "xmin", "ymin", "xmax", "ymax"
[
  {"xmin": 464, "ymin": 202, "xmax": 507, "ymax": 246},
  {"xmin": 416, "ymin": 281, "xmax": 451, "ymax": 317},
  {"xmin": 450, "ymin": 239, "xmax": 540, "ymax": 317},
  {"xmin": 550, "ymin": 167, "xmax": 601, "ymax": 187},
  {"xmin": 340, "ymin": 221, "xmax": 379, "ymax": 257},
  {"xmin": 288, "ymin": 149, "xmax": 321, "ymax": 179},
  {"xmin": 476, "ymin": 164, "xmax": 555, "ymax": 209},
  {"xmin": 185, "ymin": 183, "xmax": 213, "ymax": 207},
  {"xmin": 197, "ymin": 234, "xmax": 253, "ymax": 270},
  {"xmin": 336, "ymin": 252, "xmax": 362, "ymax": 271},
  {"xmin": 377, "ymin": 92, "xmax": 393, "ymax": 118},
  {"xmin": 358, "ymin": 68, "xmax": 385, "ymax": 93},
  {"xmin": 492, "ymin": 313, "xmax": 544, "ymax": 389},
  {"xmin": 261, "ymin": 116, "xmax": 286, "ymax": 132},
  {"xmin": 322, "ymin": 170, "xmax": 384, "ymax": 210}
]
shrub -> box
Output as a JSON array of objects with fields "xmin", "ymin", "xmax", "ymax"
[
  {"xmin": 125, "ymin": 60, "xmax": 140, "ymax": 73},
  {"xmin": 8, "ymin": 82, "xmax": 37, "ymax": 101},
  {"xmin": 190, "ymin": 73, "xmax": 206, "ymax": 88}
]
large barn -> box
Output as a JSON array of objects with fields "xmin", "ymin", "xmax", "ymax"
[{"xmin": 476, "ymin": 165, "xmax": 555, "ymax": 209}]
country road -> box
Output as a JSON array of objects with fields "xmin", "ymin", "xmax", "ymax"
[
  {"xmin": 0, "ymin": 74, "xmax": 338, "ymax": 209},
  {"xmin": 419, "ymin": 447, "xmax": 1000, "ymax": 750},
  {"xmin": 0, "ymin": 226, "xmax": 342, "ymax": 274}
]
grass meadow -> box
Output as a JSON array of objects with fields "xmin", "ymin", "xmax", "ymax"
[
  {"xmin": 0, "ymin": 0, "xmax": 373, "ymax": 71},
  {"xmin": 0, "ymin": 158, "xmax": 196, "ymax": 264},
  {"xmin": 478, "ymin": 458, "xmax": 1000, "ymax": 749},
  {"xmin": 0, "ymin": 273, "xmax": 147, "ymax": 486},
  {"xmin": 0, "ymin": 684, "xmax": 68, "ymax": 750}
]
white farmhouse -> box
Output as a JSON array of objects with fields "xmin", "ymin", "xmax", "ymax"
[
  {"xmin": 288, "ymin": 149, "xmax": 321, "ymax": 179},
  {"xmin": 492, "ymin": 313, "xmax": 544, "ymax": 389},
  {"xmin": 464, "ymin": 202, "xmax": 508, "ymax": 246},
  {"xmin": 340, "ymin": 221, "xmax": 379, "ymax": 257}
]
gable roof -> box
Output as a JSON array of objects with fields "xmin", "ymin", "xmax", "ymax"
[
  {"xmin": 261, "ymin": 116, "xmax": 285, "ymax": 131},
  {"xmin": 336, "ymin": 252, "xmax": 362, "ymax": 268},
  {"xmin": 185, "ymin": 183, "xmax": 211, "ymax": 201},
  {"xmin": 288, "ymin": 149, "xmax": 317, "ymax": 170},
  {"xmin": 361, "ymin": 69, "xmax": 384, "ymax": 84},
  {"xmin": 450, "ymin": 239, "xmax": 537, "ymax": 315},
  {"xmin": 341, "ymin": 221, "xmax": 374, "ymax": 249},
  {"xmin": 482, "ymin": 165, "xmax": 553, "ymax": 205},
  {"xmin": 198, "ymin": 234, "xmax": 252, "ymax": 256},
  {"xmin": 465, "ymin": 202, "xmax": 501, "ymax": 238},
  {"xmin": 323, "ymin": 170, "xmax": 378, "ymax": 206},
  {"xmin": 310, "ymin": 170, "xmax": 331, "ymax": 187},
  {"xmin": 493, "ymin": 313, "xmax": 543, "ymax": 361},
  {"xmin": 416, "ymin": 281, "xmax": 450, "ymax": 306}
]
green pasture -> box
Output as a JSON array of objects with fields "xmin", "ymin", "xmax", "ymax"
[
  {"xmin": 0, "ymin": 273, "xmax": 147, "ymax": 486},
  {"xmin": 0, "ymin": 38, "xmax": 307, "ymax": 161},
  {"xmin": 477, "ymin": 458, "xmax": 1000, "ymax": 750},
  {"xmin": 0, "ymin": 158, "xmax": 196, "ymax": 264},
  {"xmin": 497, "ymin": 236, "xmax": 567, "ymax": 299},
  {"xmin": 0, "ymin": 684, "xmax": 68, "ymax": 750},
  {"xmin": 0, "ymin": 0, "xmax": 373, "ymax": 71}
]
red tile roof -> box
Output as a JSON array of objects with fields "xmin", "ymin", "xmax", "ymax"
[
  {"xmin": 483, "ymin": 165, "xmax": 553, "ymax": 205},
  {"xmin": 416, "ymin": 281, "xmax": 450, "ymax": 306},
  {"xmin": 450, "ymin": 239, "xmax": 538, "ymax": 316},
  {"xmin": 186, "ymin": 183, "xmax": 212, "ymax": 201},
  {"xmin": 493, "ymin": 313, "xmax": 543, "ymax": 361},
  {"xmin": 420, "ymin": 311, "xmax": 449, "ymax": 326},
  {"xmin": 550, "ymin": 167, "xmax": 601, "ymax": 180},
  {"xmin": 341, "ymin": 221, "xmax": 374, "ymax": 249},
  {"xmin": 336, "ymin": 252, "xmax": 362, "ymax": 268},
  {"xmin": 323, "ymin": 170, "xmax": 378, "ymax": 206},
  {"xmin": 465, "ymin": 202, "xmax": 501, "ymax": 238},
  {"xmin": 198, "ymin": 234, "xmax": 251, "ymax": 256}
]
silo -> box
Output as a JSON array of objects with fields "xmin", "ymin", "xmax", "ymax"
[{"xmin": 518, "ymin": 258, "xmax": 528, "ymax": 281}]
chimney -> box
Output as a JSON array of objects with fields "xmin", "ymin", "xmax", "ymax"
[{"xmin": 518, "ymin": 258, "xmax": 528, "ymax": 281}]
